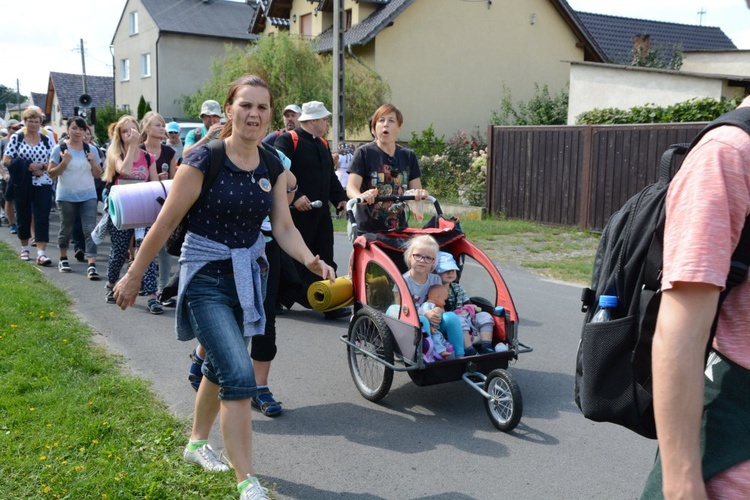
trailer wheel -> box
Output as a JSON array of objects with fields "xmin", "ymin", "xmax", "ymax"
[{"xmin": 484, "ymin": 369, "xmax": 522, "ymax": 431}]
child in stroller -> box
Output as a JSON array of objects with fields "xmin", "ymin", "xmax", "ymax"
[
  {"xmin": 435, "ymin": 251, "xmax": 496, "ymax": 355},
  {"xmin": 401, "ymin": 235, "xmax": 465, "ymax": 356}
]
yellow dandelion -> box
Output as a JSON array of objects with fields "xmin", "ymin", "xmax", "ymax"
[
  {"xmin": 88, "ymin": 401, "xmax": 93, "ymax": 405},
  {"xmin": 40, "ymin": 456, "xmax": 46, "ymax": 461},
  {"xmin": 62, "ymin": 460, "xmax": 68, "ymax": 465},
  {"xmin": 42, "ymin": 486, "xmax": 50, "ymax": 493},
  {"xmin": 46, "ymin": 424, "xmax": 52, "ymax": 428},
  {"xmin": 91, "ymin": 440, "xmax": 99, "ymax": 444},
  {"xmin": 11, "ymin": 324, "xmax": 17, "ymax": 328},
  {"xmin": 29, "ymin": 407, "xmax": 35, "ymax": 411},
  {"xmin": 62, "ymin": 339, "xmax": 68, "ymax": 343},
  {"xmin": 50, "ymin": 312, "xmax": 55, "ymax": 317},
  {"xmin": 53, "ymin": 442, "xmax": 58, "ymax": 447},
  {"xmin": 102, "ymin": 421, "xmax": 108, "ymax": 426},
  {"xmin": 79, "ymin": 447, "xmax": 86, "ymax": 452},
  {"xmin": 45, "ymin": 444, "xmax": 51, "ymax": 449}
]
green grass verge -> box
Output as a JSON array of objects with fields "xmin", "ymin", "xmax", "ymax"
[{"xmin": 0, "ymin": 242, "xmax": 259, "ymax": 499}]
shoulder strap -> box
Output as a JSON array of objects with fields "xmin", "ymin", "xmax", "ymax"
[
  {"xmin": 289, "ymin": 129, "xmax": 328, "ymax": 152},
  {"xmin": 59, "ymin": 140, "xmax": 68, "ymax": 154},
  {"xmin": 689, "ymin": 107, "xmax": 750, "ymax": 150},
  {"xmin": 258, "ymin": 144, "xmax": 281, "ymax": 187},
  {"xmin": 290, "ymin": 130, "xmax": 298, "ymax": 153},
  {"xmin": 203, "ymin": 139, "xmax": 225, "ymax": 191},
  {"xmin": 83, "ymin": 142, "xmax": 90, "ymax": 154},
  {"xmin": 39, "ymin": 133, "xmax": 50, "ymax": 149}
]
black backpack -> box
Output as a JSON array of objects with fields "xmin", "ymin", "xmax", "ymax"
[
  {"xmin": 59, "ymin": 140, "xmax": 91, "ymax": 155},
  {"xmin": 574, "ymin": 108, "xmax": 750, "ymax": 439}
]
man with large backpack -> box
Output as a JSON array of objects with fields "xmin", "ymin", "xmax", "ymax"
[
  {"xmin": 274, "ymin": 101, "xmax": 350, "ymax": 319},
  {"xmin": 642, "ymin": 96, "xmax": 750, "ymax": 498}
]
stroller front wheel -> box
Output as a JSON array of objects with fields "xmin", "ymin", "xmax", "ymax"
[{"xmin": 484, "ymin": 368, "xmax": 522, "ymax": 432}]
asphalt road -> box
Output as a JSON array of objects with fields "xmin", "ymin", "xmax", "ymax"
[{"xmin": 0, "ymin": 212, "xmax": 656, "ymax": 499}]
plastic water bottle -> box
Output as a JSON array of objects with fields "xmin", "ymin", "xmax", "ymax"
[
  {"xmin": 161, "ymin": 163, "xmax": 169, "ymax": 173},
  {"xmin": 494, "ymin": 306, "xmax": 505, "ymax": 317},
  {"xmin": 592, "ymin": 295, "xmax": 618, "ymax": 323}
]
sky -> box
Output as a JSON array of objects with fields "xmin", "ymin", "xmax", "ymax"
[{"xmin": 2, "ymin": 0, "xmax": 750, "ymax": 100}]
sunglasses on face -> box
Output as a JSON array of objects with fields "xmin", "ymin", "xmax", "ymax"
[{"xmin": 411, "ymin": 253, "xmax": 435, "ymax": 263}]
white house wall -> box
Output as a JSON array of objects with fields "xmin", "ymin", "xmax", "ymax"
[
  {"xmin": 567, "ymin": 63, "xmax": 726, "ymax": 124},
  {"xmin": 681, "ymin": 51, "xmax": 750, "ymax": 78}
]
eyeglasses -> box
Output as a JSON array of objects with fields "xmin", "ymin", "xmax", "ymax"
[
  {"xmin": 167, "ymin": 131, "xmax": 179, "ymax": 135},
  {"xmin": 411, "ymin": 253, "xmax": 435, "ymax": 264}
]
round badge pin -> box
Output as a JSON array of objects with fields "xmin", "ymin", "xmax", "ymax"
[{"xmin": 259, "ymin": 178, "xmax": 272, "ymax": 192}]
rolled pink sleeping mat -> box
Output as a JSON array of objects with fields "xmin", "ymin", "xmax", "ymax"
[{"xmin": 108, "ymin": 180, "xmax": 171, "ymax": 230}]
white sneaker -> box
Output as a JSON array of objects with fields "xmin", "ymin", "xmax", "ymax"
[
  {"xmin": 183, "ymin": 443, "xmax": 230, "ymax": 472},
  {"xmin": 240, "ymin": 475, "xmax": 269, "ymax": 500}
]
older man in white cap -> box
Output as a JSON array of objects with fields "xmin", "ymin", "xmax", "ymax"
[
  {"xmin": 182, "ymin": 99, "xmax": 224, "ymax": 157},
  {"xmin": 274, "ymin": 101, "xmax": 350, "ymax": 319},
  {"xmin": 263, "ymin": 104, "xmax": 301, "ymax": 146}
]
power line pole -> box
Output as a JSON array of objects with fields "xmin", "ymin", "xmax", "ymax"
[
  {"xmin": 80, "ymin": 39, "xmax": 88, "ymax": 96},
  {"xmin": 332, "ymin": 0, "xmax": 345, "ymax": 148}
]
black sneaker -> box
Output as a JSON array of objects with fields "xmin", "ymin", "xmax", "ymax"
[
  {"xmin": 105, "ymin": 285, "xmax": 116, "ymax": 304},
  {"xmin": 147, "ymin": 298, "xmax": 164, "ymax": 315},
  {"xmin": 74, "ymin": 248, "xmax": 85, "ymax": 262},
  {"xmin": 58, "ymin": 259, "xmax": 71, "ymax": 273},
  {"xmin": 324, "ymin": 307, "xmax": 351, "ymax": 320},
  {"xmin": 87, "ymin": 265, "xmax": 100, "ymax": 281}
]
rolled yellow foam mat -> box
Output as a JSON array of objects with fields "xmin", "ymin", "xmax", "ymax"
[{"xmin": 307, "ymin": 276, "xmax": 354, "ymax": 312}]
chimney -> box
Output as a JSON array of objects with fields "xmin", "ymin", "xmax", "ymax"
[{"xmin": 632, "ymin": 34, "xmax": 651, "ymax": 63}]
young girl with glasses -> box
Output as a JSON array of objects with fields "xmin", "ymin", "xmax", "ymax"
[{"xmin": 402, "ymin": 235, "xmax": 465, "ymax": 356}]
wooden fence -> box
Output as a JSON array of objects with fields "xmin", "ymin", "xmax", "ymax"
[{"xmin": 486, "ymin": 122, "xmax": 707, "ymax": 231}]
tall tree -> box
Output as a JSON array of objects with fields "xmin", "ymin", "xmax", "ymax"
[
  {"xmin": 0, "ymin": 84, "xmax": 27, "ymax": 115},
  {"xmin": 181, "ymin": 33, "xmax": 390, "ymax": 135}
]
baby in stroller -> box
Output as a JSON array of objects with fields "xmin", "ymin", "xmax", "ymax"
[
  {"xmin": 435, "ymin": 251, "xmax": 496, "ymax": 355},
  {"xmin": 418, "ymin": 284, "xmax": 455, "ymax": 360}
]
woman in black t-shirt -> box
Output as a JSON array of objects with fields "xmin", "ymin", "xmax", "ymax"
[{"xmin": 346, "ymin": 103, "xmax": 428, "ymax": 233}]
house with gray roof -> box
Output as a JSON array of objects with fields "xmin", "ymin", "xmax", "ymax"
[
  {"xmin": 41, "ymin": 73, "xmax": 115, "ymax": 132},
  {"xmin": 111, "ymin": 0, "xmax": 258, "ymax": 120},
  {"xmin": 575, "ymin": 11, "xmax": 736, "ymax": 66}
]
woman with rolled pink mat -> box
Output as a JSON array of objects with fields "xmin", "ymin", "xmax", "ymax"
[
  {"xmin": 101, "ymin": 115, "xmax": 162, "ymax": 314},
  {"xmin": 139, "ymin": 111, "xmax": 178, "ymax": 306}
]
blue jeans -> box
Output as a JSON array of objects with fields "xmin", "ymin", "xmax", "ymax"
[
  {"xmin": 419, "ymin": 311, "xmax": 464, "ymax": 356},
  {"xmin": 184, "ymin": 272, "xmax": 257, "ymax": 400}
]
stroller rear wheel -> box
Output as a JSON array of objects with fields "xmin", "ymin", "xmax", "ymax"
[
  {"xmin": 347, "ymin": 307, "xmax": 394, "ymax": 402},
  {"xmin": 484, "ymin": 369, "xmax": 522, "ymax": 431}
]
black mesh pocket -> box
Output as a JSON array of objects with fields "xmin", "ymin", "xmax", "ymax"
[{"xmin": 579, "ymin": 316, "xmax": 638, "ymax": 422}]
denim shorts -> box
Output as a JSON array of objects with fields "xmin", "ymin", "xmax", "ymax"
[{"xmin": 184, "ymin": 272, "xmax": 257, "ymax": 400}]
